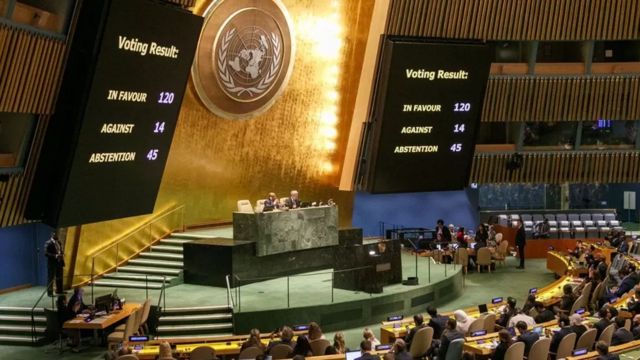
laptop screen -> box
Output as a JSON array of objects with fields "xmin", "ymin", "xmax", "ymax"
[
  {"xmin": 572, "ymin": 348, "xmax": 588, "ymax": 356},
  {"xmin": 533, "ymin": 326, "xmax": 543, "ymax": 335},
  {"xmin": 346, "ymin": 351, "xmax": 361, "ymax": 360},
  {"xmin": 478, "ymin": 304, "xmax": 488, "ymax": 313}
]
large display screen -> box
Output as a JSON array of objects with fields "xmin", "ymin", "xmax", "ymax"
[
  {"xmin": 360, "ymin": 37, "xmax": 491, "ymax": 193},
  {"xmin": 26, "ymin": 0, "xmax": 202, "ymax": 227}
]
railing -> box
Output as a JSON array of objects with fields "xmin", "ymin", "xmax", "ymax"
[
  {"xmin": 157, "ymin": 276, "xmax": 167, "ymax": 312},
  {"xmin": 225, "ymin": 275, "xmax": 235, "ymax": 309},
  {"xmin": 89, "ymin": 205, "xmax": 186, "ymax": 289},
  {"xmin": 30, "ymin": 279, "xmax": 55, "ymax": 343}
]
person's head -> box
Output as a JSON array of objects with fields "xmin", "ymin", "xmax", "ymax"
[
  {"xmin": 498, "ymin": 329, "xmax": 511, "ymax": 344},
  {"xmin": 360, "ymin": 340, "xmax": 372, "ymax": 353},
  {"xmin": 427, "ymin": 306, "xmax": 438, "ymax": 317},
  {"xmin": 414, "ymin": 314, "xmax": 424, "ymax": 326},
  {"xmin": 629, "ymin": 264, "xmax": 637, "ymax": 273},
  {"xmin": 447, "ymin": 317, "xmax": 457, "ymax": 330},
  {"xmin": 268, "ymin": 192, "xmax": 277, "ymax": 200},
  {"xmin": 515, "ymin": 321, "xmax": 528, "ymax": 333},
  {"xmin": 324, "ymin": 346, "xmax": 338, "ymax": 355},
  {"xmin": 526, "ymin": 294, "xmax": 536, "ymax": 303},
  {"xmin": 534, "ymin": 301, "xmax": 545, "ymax": 311},
  {"xmin": 558, "ymin": 314, "xmax": 570, "ymax": 327},
  {"xmin": 543, "ymin": 218, "xmax": 549, "ymax": 224},
  {"xmin": 51, "ymin": 232, "xmax": 59, "ymax": 241},
  {"xmin": 634, "ymin": 314, "xmax": 640, "ymax": 326},
  {"xmin": 363, "ymin": 328, "xmax": 375, "ymax": 341},
  {"xmin": 281, "ymin": 326, "xmax": 293, "ymax": 341},
  {"xmin": 563, "ymin": 284, "xmax": 573, "ymax": 295},
  {"xmin": 308, "ymin": 322, "xmax": 322, "ymax": 340},
  {"xmin": 595, "ymin": 340, "xmax": 609, "ymax": 355},
  {"xmin": 437, "ymin": 219, "xmax": 444, "ymax": 227},
  {"xmin": 392, "ymin": 338, "xmax": 406, "ymax": 353},
  {"xmin": 615, "ymin": 316, "xmax": 626, "ymax": 329},
  {"xmin": 453, "ymin": 310, "xmax": 468, "ymax": 323},
  {"xmin": 159, "ymin": 341, "xmax": 172, "ymax": 358},
  {"xmin": 507, "ymin": 297, "xmax": 517, "ymax": 309},
  {"xmin": 250, "ymin": 328, "xmax": 260, "ymax": 338},
  {"xmin": 570, "ymin": 313, "xmax": 583, "ymax": 327},
  {"xmin": 333, "ymin": 331, "xmax": 345, "ymax": 349},
  {"xmin": 290, "ymin": 190, "xmax": 299, "ymax": 199},
  {"xmin": 609, "ymin": 306, "xmax": 619, "ymax": 318}
]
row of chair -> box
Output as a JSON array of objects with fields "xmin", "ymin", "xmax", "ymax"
[{"xmin": 108, "ymin": 299, "xmax": 151, "ymax": 350}]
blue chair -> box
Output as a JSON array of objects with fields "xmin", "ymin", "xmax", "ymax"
[{"xmin": 444, "ymin": 338, "xmax": 464, "ymax": 360}]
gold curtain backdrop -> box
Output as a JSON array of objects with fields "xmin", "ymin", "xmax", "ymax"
[{"xmin": 66, "ymin": 0, "xmax": 375, "ymax": 284}]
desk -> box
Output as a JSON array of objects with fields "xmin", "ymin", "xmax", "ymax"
[
  {"xmin": 64, "ymin": 303, "xmax": 140, "ymax": 343},
  {"xmin": 547, "ymin": 251, "xmax": 588, "ymax": 277},
  {"xmin": 233, "ymin": 206, "xmax": 339, "ymax": 256},
  {"xmin": 565, "ymin": 339, "xmax": 640, "ymax": 359}
]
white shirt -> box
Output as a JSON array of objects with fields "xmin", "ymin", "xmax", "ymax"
[{"xmin": 508, "ymin": 313, "xmax": 536, "ymax": 328}]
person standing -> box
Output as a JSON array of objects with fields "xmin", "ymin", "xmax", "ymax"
[
  {"xmin": 45, "ymin": 232, "xmax": 64, "ymax": 296},
  {"xmin": 515, "ymin": 219, "xmax": 526, "ymax": 269}
]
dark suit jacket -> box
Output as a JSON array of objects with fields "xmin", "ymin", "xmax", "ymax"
[
  {"xmin": 632, "ymin": 324, "xmax": 640, "ymax": 339},
  {"xmin": 284, "ymin": 197, "xmax": 301, "ymax": 209},
  {"xmin": 594, "ymin": 318, "xmax": 612, "ymax": 338},
  {"xmin": 515, "ymin": 226, "xmax": 526, "ymax": 246},
  {"xmin": 45, "ymin": 239, "xmax": 64, "ymax": 266},
  {"xmin": 492, "ymin": 342, "xmax": 509, "ymax": 360},
  {"xmin": 550, "ymin": 327, "xmax": 575, "ymax": 354},
  {"xmin": 438, "ymin": 329, "xmax": 464, "ymax": 359},
  {"xmin": 572, "ymin": 325, "xmax": 588, "ymax": 344},
  {"xmin": 428, "ymin": 315, "xmax": 448, "ymax": 339},
  {"xmin": 517, "ymin": 331, "xmax": 540, "ymax": 355},
  {"xmin": 611, "ymin": 328, "xmax": 633, "ymax": 346},
  {"xmin": 67, "ymin": 294, "xmax": 87, "ymax": 314},
  {"xmin": 534, "ymin": 309, "xmax": 555, "ymax": 324},
  {"xmin": 394, "ymin": 350, "xmax": 412, "ymax": 360},
  {"xmin": 615, "ymin": 275, "xmax": 637, "ymax": 297}
]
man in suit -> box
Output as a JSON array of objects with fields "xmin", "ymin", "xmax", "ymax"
[
  {"xmin": 515, "ymin": 321, "xmax": 539, "ymax": 356},
  {"xmin": 438, "ymin": 318, "xmax": 464, "ymax": 359},
  {"xmin": 611, "ymin": 316, "xmax": 633, "ymax": 346},
  {"xmin": 391, "ymin": 339, "xmax": 411, "ymax": 360},
  {"xmin": 284, "ymin": 190, "xmax": 301, "ymax": 209},
  {"xmin": 405, "ymin": 314, "xmax": 426, "ymax": 350},
  {"xmin": 631, "ymin": 314, "xmax": 640, "ymax": 339},
  {"xmin": 515, "ymin": 219, "xmax": 526, "ymax": 269},
  {"xmin": 550, "ymin": 315, "xmax": 575, "ymax": 355},
  {"xmin": 613, "ymin": 265, "xmax": 638, "ymax": 298},
  {"xmin": 594, "ymin": 307, "xmax": 613, "ymax": 338},
  {"xmin": 595, "ymin": 340, "xmax": 620, "ymax": 360},
  {"xmin": 435, "ymin": 219, "xmax": 452, "ymax": 242},
  {"xmin": 355, "ymin": 340, "xmax": 377, "ymax": 360},
  {"xmin": 497, "ymin": 297, "xmax": 517, "ymax": 328},
  {"xmin": 427, "ymin": 306, "xmax": 449, "ymax": 339},
  {"xmin": 44, "ymin": 232, "xmax": 64, "ymax": 296},
  {"xmin": 533, "ymin": 302, "xmax": 555, "ymax": 324}
]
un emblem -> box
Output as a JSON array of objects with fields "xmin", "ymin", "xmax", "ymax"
[{"xmin": 192, "ymin": 0, "xmax": 295, "ymax": 119}]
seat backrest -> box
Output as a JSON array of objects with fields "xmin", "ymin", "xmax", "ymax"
[
  {"xmin": 504, "ymin": 341, "xmax": 525, "ymax": 360},
  {"xmin": 592, "ymin": 214, "xmax": 604, "ymax": 221},
  {"xmin": 309, "ymin": 338, "xmax": 331, "ymax": 356},
  {"xmin": 237, "ymin": 200, "xmax": 254, "ymax": 213},
  {"xmin": 555, "ymin": 332, "xmax": 576, "ymax": 359},
  {"xmin": 444, "ymin": 338, "xmax": 464, "ymax": 360},
  {"xmin": 545, "ymin": 214, "xmax": 556, "ymax": 221},
  {"xmin": 532, "ymin": 214, "xmax": 544, "ymax": 222},
  {"xmin": 409, "ymin": 326, "xmax": 433, "ymax": 358},
  {"xmin": 239, "ymin": 346, "xmax": 264, "ymax": 360},
  {"xmin": 477, "ymin": 248, "xmax": 492, "ymax": 265},
  {"xmin": 269, "ymin": 344, "xmax": 294, "ymax": 360},
  {"xmin": 140, "ymin": 298, "xmax": 151, "ymax": 325},
  {"xmin": 116, "ymin": 355, "xmax": 140, "ymax": 360},
  {"xmin": 521, "ymin": 214, "xmax": 532, "ymax": 221},
  {"xmin": 576, "ymin": 328, "xmax": 597, "ymax": 350},
  {"xmin": 124, "ymin": 309, "xmax": 139, "ymax": 338},
  {"xmin": 510, "ymin": 214, "xmax": 520, "ymax": 220},
  {"xmin": 568, "ymin": 214, "xmax": 580, "ymax": 221},
  {"xmin": 570, "ymin": 294, "xmax": 587, "ymax": 314},
  {"xmin": 580, "ymin": 283, "xmax": 593, "ymax": 300},
  {"xmin": 527, "ymin": 337, "xmax": 550, "ymax": 360},
  {"xmin": 556, "ymin": 214, "xmax": 567, "ymax": 221},
  {"xmin": 44, "ymin": 308, "xmax": 61, "ymax": 341},
  {"xmin": 604, "ymin": 213, "xmax": 616, "ymax": 221},
  {"xmin": 483, "ymin": 313, "xmax": 496, "ymax": 333},
  {"xmin": 456, "ymin": 247, "xmax": 468, "ymax": 264},
  {"xmin": 467, "ymin": 318, "xmax": 484, "ymax": 334},
  {"xmin": 599, "ymin": 324, "xmax": 615, "ymax": 346},
  {"xmin": 190, "ymin": 346, "xmax": 217, "ymax": 360},
  {"xmin": 579, "ymin": 214, "xmax": 592, "ymax": 221}
]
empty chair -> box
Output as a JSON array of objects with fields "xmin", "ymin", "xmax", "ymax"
[
  {"xmin": 269, "ymin": 344, "xmax": 294, "ymax": 360},
  {"xmin": 483, "ymin": 313, "xmax": 496, "ymax": 333},
  {"xmin": 237, "ymin": 200, "xmax": 254, "ymax": 213},
  {"xmin": 573, "ymin": 226, "xmax": 586, "ymax": 238},
  {"xmin": 467, "ymin": 317, "xmax": 484, "ymax": 335},
  {"xmin": 116, "ymin": 355, "xmax": 139, "ymax": 360},
  {"xmin": 568, "ymin": 213, "xmax": 580, "ymax": 221},
  {"xmin": 604, "ymin": 213, "xmax": 616, "ymax": 222},
  {"xmin": 532, "ymin": 214, "xmax": 544, "ymax": 222},
  {"xmin": 552, "ymin": 332, "xmax": 576, "ymax": 359},
  {"xmin": 309, "ymin": 339, "xmax": 331, "ymax": 356},
  {"xmin": 580, "ymin": 282, "xmax": 593, "ymax": 300},
  {"xmin": 239, "ymin": 346, "xmax": 264, "ymax": 360},
  {"xmin": 493, "ymin": 240, "xmax": 509, "ymax": 267},
  {"xmin": 598, "ymin": 324, "xmax": 615, "ymax": 346},
  {"xmin": 592, "ymin": 213, "xmax": 604, "ymax": 221},
  {"xmin": 190, "ymin": 346, "xmax": 217, "ymax": 360},
  {"xmin": 455, "ymin": 247, "xmax": 468, "ymax": 274},
  {"xmin": 444, "ymin": 338, "xmax": 464, "ymax": 360},
  {"xmin": 108, "ymin": 309, "xmax": 138, "ymax": 350},
  {"xmin": 504, "ymin": 341, "xmax": 525, "ymax": 360},
  {"xmin": 526, "ymin": 337, "xmax": 551, "ymax": 360},
  {"xmin": 569, "ymin": 294, "xmax": 587, "ymax": 314},
  {"xmin": 579, "ymin": 214, "xmax": 592, "ymax": 221},
  {"xmin": 498, "ymin": 215, "xmax": 509, "ymax": 227},
  {"xmin": 510, "ymin": 214, "xmax": 520, "ymax": 220},
  {"xmin": 409, "ymin": 326, "xmax": 433, "ymax": 359},
  {"xmin": 556, "ymin": 214, "xmax": 568, "ymax": 221},
  {"xmin": 575, "ymin": 328, "xmax": 597, "ymax": 351},
  {"xmin": 521, "ymin": 214, "xmax": 532, "ymax": 221},
  {"xmin": 255, "ymin": 199, "xmax": 266, "ymax": 212},
  {"xmin": 476, "ymin": 248, "xmax": 493, "ymax": 273}
]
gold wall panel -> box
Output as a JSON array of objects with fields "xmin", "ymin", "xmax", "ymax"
[
  {"xmin": 482, "ymin": 75, "xmax": 640, "ymax": 122},
  {"xmin": 66, "ymin": 0, "xmax": 375, "ymax": 284},
  {"xmin": 470, "ymin": 152, "xmax": 640, "ymax": 184},
  {"xmin": 385, "ymin": 0, "xmax": 640, "ymax": 40}
]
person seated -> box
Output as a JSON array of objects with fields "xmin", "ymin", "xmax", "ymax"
[
  {"xmin": 405, "ymin": 314, "xmax": 426, "ymax": 350},
  {"xmin": 437, "ymin": 318, "xmax": 464, "ymax": 359},
  {"xmin": 594, "ymin": 308, "xmax": 613, "ymax": 338},
  {"xmin": 267, "ymin": 326, "xmax": 295, "ymax": 354},
  {"xmin": 611, "ymin": 316, "xmax": 634, "ymax": 346},
  {"xmin": 453, "ymin": 310, "xmax": 472, "ymax": 335},
  {"xmin": 67, "ymin": 287, "xmax": 89, "ymax": 315},
  {"xmin": 497, "ymin": 297, "xmax": 517, "ymax": 328},
  {"xmin": 391, "ymin": 339, "xmax": 411, "ymax": 360},
  {"xmin": 491, "ymin": 330, "xmax": 512, "ymax": 360},
  {"xmin": 595, "ymin": 340, "xmax": 620, "ymax": 360},
  {"xmin": 158, "ymin": 341, "xmax": 176, "ymax": 360},
  {"xmin": 264, "ymin": 193, "xmax": 280, "ymax": 209},
  {"xmin": 533, "ymin": 218, "xmax": 550, "ymax": 239},
  {"xmin": 487, "ymin": 225, "xmax": 497, "ymax": 247},
  {"xmin": 284, "ymin": 190, "xmax": 301, "ymax": 209},
  {"xmin": 515, "ymin": 321, "xmax": 539, "ymax": 356},
  {"xmin": 570, "ymin": 314, "xmax": 588, "ymax": 342},
  {"xmin": 455, "ymin": 228, "xmax": 467, "ymax": 248},
  {"xmin": 362, "ymin": 328, "xmax": 380, "ymax": 348},
  {"xmin": 631, "ymin": 314, "xmax": 640, "ymax": 339},
  {"xmin": 241, "ymin": 328, "xmax": 266, "ymax": 352},
  {"xmin": 556, "ymin": 284, "xmax": 576, "ymax": 313},
  {"xmin": 550, "ymin": 315, "xmax": 575, "ymax": 356},
  {"xmin": 427, "ymin": 306, "xmax": 449, "ymax": 339},
  {"xmin": 333, "ymin": 332, "xmax": 347, "ymax": 354},
  {"xmin": 508, "ymin": 308, "xmax": 535, "ymax": 328},
  {"xmin": 522, "ymin": 294, "xmax": 537, "ymax": 316},
  {"xmin": 618, "ymin": 238, "xmax": 632, "ymax": 254},
  {"xmin": 57, "ymin": 295, "xmax": 80, "ymax": 351},
  {"xmin": 533, "ymin": 302, "xmax": 555, "ymax": 323},
  {"xmin": 307, "ymin": 322, "xmax": 324, "ymax": 341},
  {"xmin": 355, "ymin": 340, "xmax": 377, "ymax": 360},
  {"xmin": 324, "ymin": 346, "xmax": 338, "ymax": 355},
  {"xmin": 435, "ymin": 219, "xmax": 452, "ymax": 242}
]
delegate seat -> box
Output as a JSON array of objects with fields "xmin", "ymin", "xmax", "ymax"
[
  {"xmin": 409, "ymin": 326, "xmax": 433, "ymax": 359},
  {"xmin": 592, "ymin": 213, "xmax": 604, "ymax": 222},
  {"xmin": 237, "ymin": 200, "xmax": 254, "ymax": 213},
  {"xmin": 498, "ymin": 215, "xmax": 509, "ymax": 227},
  {"xmin": 532, "ymin": 214, "xmax": 544, "ymax": 222},
  {"xmin": 579, "ymin": 214, "xmax": 592, "ymax": 222}
]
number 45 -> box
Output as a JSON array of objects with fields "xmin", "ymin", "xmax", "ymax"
[
  {"xmin": 450, "ymin": 144, "xmax": 462, "ymax": 152},
  {"xmin": 146, "ymin": 149, "xmax": 159, "ymax": 160}
]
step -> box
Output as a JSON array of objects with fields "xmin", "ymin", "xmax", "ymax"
[
  {"xmin": 155, "ymin": 333, "xmax": 233, "ymax": 340},
  {"xmin": 92, "ymin": 279, "xmax": 164, "ymax": 290},
  {"xmin": 0, "ymin": 335, "xmax": 39, "ymax": 344},
  {"xmin": 117, "ymin": 266, "xmax": 182, "ymax": 276},
  {"xmin": 103, "ymin": 272, "xmax": 176, "ymax": 283},
  {"xmin": 0, "ymin": 307, "xmax": 45, "ymax": 315},
  {"xmin": 0, "ymin": 315, "xmax": 46, "ymax": 324},
  {"xmin": 127, "ymin": 258, "xmax": 184, "ymax": 269},
  {"xmin": 162, "ymin": 305, "xmax": 232, "ymax": 314},
  {"xmin": 170, "ymin": 233, "xmax": 210, "ymax": 240},
  {"xmin": 159, "ymin": 313, "xmax": 233, "ymax": 324},
  {"xmin": 140, "ymin": 252, "xmax": 184, "ymax": 261},
  {"xmin": 0, "ymin": 324, "xmax": 45, "ymax": 334},
  {"xmin": 151, "ymin": 244, "xmax": 184, "ymax": 253},
  {"xmin": 160, "ymin": 238, "xmax": 192, "ymax": 246},
  {"xmin": 156, "ymin": 322, "xmax": 233, "ymax": 333}
]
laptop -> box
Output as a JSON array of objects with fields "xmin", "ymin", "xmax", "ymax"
[
  {"xmin": 345, "ymin": 351, "xmax": 361, "ymax": 360},
  {"xmin": 533, "ymin": 326, "xmax": 543, "ymax": 335},
  {"xmin": 572, "ymin": 348, "xmax": 588, "ymax": 356},
  {"xmin": 471, "ymin": 330, "xmax": 487, "ymax": 337},
  {"xmin": 387, "ymin": 315, "xmax": 403, "ymax": 322},
  {"xmin": 478, "ymin": 304, "xmax": 488, "ymax": 314}
]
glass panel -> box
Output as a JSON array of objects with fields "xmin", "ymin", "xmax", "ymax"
[
  {"xmin": 0, "ymin": 112, "xmax": 36, "ymax": 172},
  {"xmin": 580, "ymin": 120, "xmax": 636, "ymax": 149},
  {"xmin": 537, "ymin": 41, "xmax": 586, "ymax": 62},
  {"xmin": 593, "ymin": 41, "xmax": 640, "ymax": 62},
  {"xmin": 523, "ymin": 122, "xmax": 577, "ymax": 150}
]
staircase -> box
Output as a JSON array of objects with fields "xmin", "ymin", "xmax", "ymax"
[
  {"xmin": 156, "ymin": 305, "xmax": 234, "ymax": 339},
  {"xmin": 93, "ymin": 233, "xmax": 199, "ymax": 290},
  {"xmin": 0, "ymin": 307, "xmax": 45, "ymax": 345}
]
